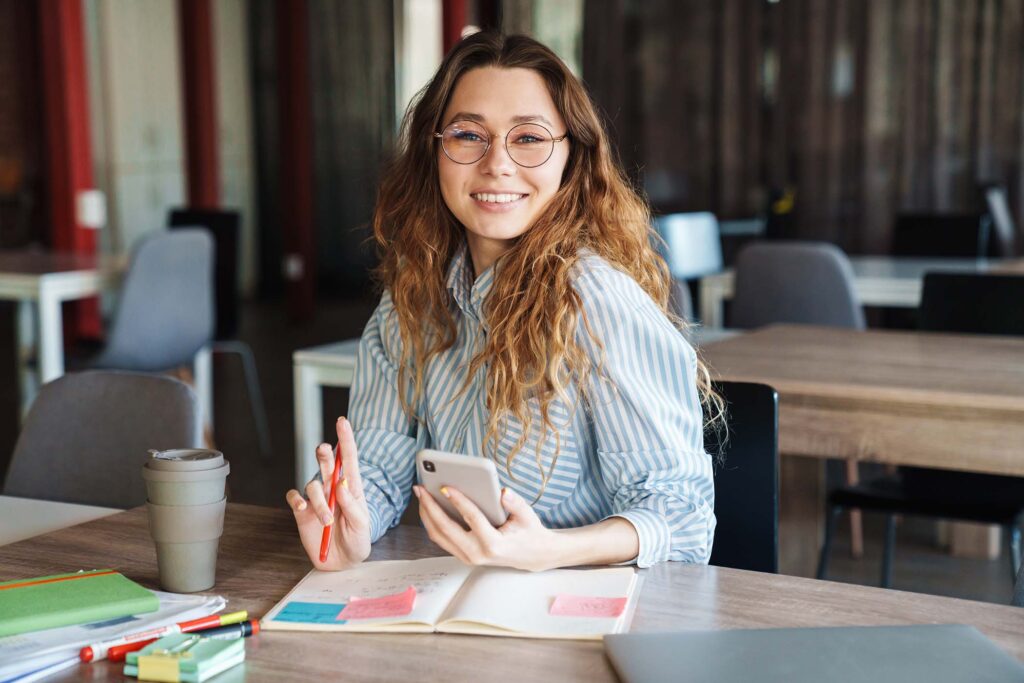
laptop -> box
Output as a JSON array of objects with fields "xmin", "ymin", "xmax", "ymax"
[{"xmin": 604, "ymin": 624, "xmax": 1024, "ymax": 683}]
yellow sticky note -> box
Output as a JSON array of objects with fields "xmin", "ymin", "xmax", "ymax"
[{"xmin": 137, "ymin": 654, "xmax": 181, "ymax": 683}]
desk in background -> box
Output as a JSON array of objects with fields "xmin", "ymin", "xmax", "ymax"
[
  {"xmin": 0, "ymin": 503, "xmax": 1021, "ymax": 681},
  {"xmin": 698, "ymin": 256, "xmax": 1024, "ymax": 328},
  {"xmin": 703, "ymin": 324, "xmax": 1024, "ymax": 575},
  {"xmin": 0, "ymin": 494, "xmax": 118, "ymax": 546}
]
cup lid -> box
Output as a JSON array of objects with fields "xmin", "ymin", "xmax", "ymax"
[{"xmin": 146, "ymin": 449, "xmax": 225, "ymax": 472}]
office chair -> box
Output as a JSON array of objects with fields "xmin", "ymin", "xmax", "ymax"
[
  {"xmin": 730, "ymin": 241, "xmax": 865, "ymax": 330},
  {"xmin": 980, "ymin": 184, "xmax": 1017, "ymax": 257},
  {"xmin": 891, "ymin": 212, "xmax": 993, "ymax": 258},
  {"xmin": 655, "ymin": 212, "xmax": 724, "ymax": 322},
  {"xmin": 3, "ymin": 371, "xmax": 200, "ymax": 508},
  {"xmin": 169, "ymin": 209, "xmax": 272, "ymax": 459},
  {"xmin": 708, "ymin": 381, "xmax": 779, "ymax": 574},
  {"xmin": 819, "ymin": 273, "xmax": 1024, "ymax": 588}
]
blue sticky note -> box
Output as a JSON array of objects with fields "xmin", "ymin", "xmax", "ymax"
[{"xmin": 275, "ymin": 601, "xmax": 347, "ymax": 624}]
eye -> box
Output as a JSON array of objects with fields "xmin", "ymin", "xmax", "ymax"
[
  {"xmin": 513, "ymin": 134, "xmax": 545, "ymax": 145},
  {"xmin": 452, "ymin": 130, "xmax": 485, "ymax": 142}
]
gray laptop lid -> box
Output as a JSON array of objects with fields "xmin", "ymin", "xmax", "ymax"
[{"xmin": 604, "ymin": 624, "xmax": 1024, "ymax": 683}]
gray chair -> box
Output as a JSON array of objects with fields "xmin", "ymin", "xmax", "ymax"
[
  {"xmin": 731, "ymin": 240, "xmax": 867, "ymax": 561},
  {"xmin": 730, "ymin": 241, "xmax": 865, "ymax": 330},
  {"xmin": 3, "ymin": 371, "xmax": 200, "ymax": 508},
  {"xmin": 655, "ymin": 212, "xmax": 724, "ymax": 322},
  {"xmin": 91, "ymin": 229, "xmax": 214, "ymax": 372}
]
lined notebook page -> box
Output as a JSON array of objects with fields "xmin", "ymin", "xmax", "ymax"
[
  {"xmin": 438, "ymin": 566, "xmax": 638, "ymax": 639},
  {"xmin": 263, "ymin": 557, "xmax": 472, "ymax": 630}
]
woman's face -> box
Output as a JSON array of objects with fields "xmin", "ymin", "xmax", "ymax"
[{"xmin": 437, "ymin": 66, "xmax": 570, "ymax": 273}]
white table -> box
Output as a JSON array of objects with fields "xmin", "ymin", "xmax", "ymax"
[
  {"xmin": 698, "ymin": 256, "xmax": 1019, "ymax": 328},
  {"xmin": 293, "ymin": 339, "xmax": 360, "ymax": 488},
  {"xmin": 291, "ymin": 329, "xmax": 738, "ymax": 489},
  {"xmin": 0, "ymin": 249, "xmax": 213, "ymax": 427},
  {"xmin": 0, "ymin": 494, "xmax": 119, "ymax": 546}
]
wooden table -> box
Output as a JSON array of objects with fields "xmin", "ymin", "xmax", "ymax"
[
  {"xmin": 1, "ymin": 504, "xmax": 1021, "ymax": 681},
  {"xmin": 698, "ymin": 256, "xmax": 1024, "ymax": 328},
  {"xmin": 702, "ymin": 324, "xmax": 1024, "ymax": 573}
]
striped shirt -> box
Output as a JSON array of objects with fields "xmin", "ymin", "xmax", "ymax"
[{"xmin": 348, "ymin": 245, "xmax": 716, "ymax": 568}]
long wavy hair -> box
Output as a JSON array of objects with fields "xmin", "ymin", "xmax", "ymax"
[{"xmin": 372, "ymin": 32, "xmax": 722, "ymax": 496}]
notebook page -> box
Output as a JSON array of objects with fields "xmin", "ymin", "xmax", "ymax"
[
  {"xmin": 262, "ymin": 557, "xmax": 472, "ymax": 631},
  {"xmin": 438, "ymin": 566, "xmax": 637, "ymax": 640}
]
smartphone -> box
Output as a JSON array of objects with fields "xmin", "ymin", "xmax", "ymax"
[{"xmin": 415, "ymin": 449, "xmax": 509, "ymax": 528}]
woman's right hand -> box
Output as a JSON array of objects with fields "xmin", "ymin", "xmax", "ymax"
[{"xmin": 285, "ymin": 417, "xmax": 372, "ymax": 570}]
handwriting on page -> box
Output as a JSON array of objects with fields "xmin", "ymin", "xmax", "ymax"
[
  {"xmin": 337, "ymin": 586, "xmax": 417, "ymax": 620},
  {"xmin": 549, "ymin": 594, "xmax": 627, "ymax": 618}
]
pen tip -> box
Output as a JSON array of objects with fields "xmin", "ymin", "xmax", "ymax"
[{"xmin": 80, "ymin": 646, "xmax": 94, "ymax": 662}]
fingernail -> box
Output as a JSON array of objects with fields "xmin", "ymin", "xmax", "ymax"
[
  {"xmin": 341, "ymin": 478, "xmax": 349, "ymax": 490},
  {"xmin": 321, "ymin": 513, "xmax": 332, "ymax": 525},
  {"xmin": 413, "ymin": 486, "xmax": 421, "ymax": 499},
  {"xmin": 298, "ymin": 501, "xmax": 307, "ymax": 511},
  {"xmin": 440, "ymin": 486, "xmax": 450, "ymax": 498}
]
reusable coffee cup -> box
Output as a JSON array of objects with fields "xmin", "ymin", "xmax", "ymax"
[{"xmin": 142, "ymin": 449, "xmax": 230, "ymax": 593}]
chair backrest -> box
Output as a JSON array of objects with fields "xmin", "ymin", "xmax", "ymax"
[
  {"xmin": 169, "ymin": 209, "xmax": 241, "ymax": 340},
  {"xmin": 1014, "ymin": 563, "xmax": 1024, "ymax": 607},
  {"xmin": 655, "ymin": 212, "xmax": 724, "ymax": 280},
  {"xmin": 730, "ymin": 241, "xmax": 865, "ymax": 330},
  {"xmin": 707, "ymin": 381, "xmax": 779, "ymax": 573},
  {"xmin": 891, "ymin": 212, "xmax": 993, "ymax": 258},
  {"xmin": 3, "ymin": 371, "xmax": 201, "ymax": 508},
  {"xmin": 982, "ymin": 185, "xmax": 1018, "ymax": 257},
  {"xmin": 94, "ymin": 229, "xmax": 214, "ymax": 372},
  {"xmin": 919, "ymin": 273, "xmax": 1024, "ymax": 336}
]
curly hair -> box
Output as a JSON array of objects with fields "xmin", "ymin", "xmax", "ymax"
[{"xmin": 372, "ymin": 32, "xmax": 722, "ymax": 496}]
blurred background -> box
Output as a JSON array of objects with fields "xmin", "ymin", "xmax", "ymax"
[{"xmin": 1, "ymin": 0, "xmax": 1022, "ymax": 602}]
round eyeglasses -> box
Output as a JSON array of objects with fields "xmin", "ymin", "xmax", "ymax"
[{"xmin": 434, "ymin": 120, "xmax": 569, "ymax": 168}]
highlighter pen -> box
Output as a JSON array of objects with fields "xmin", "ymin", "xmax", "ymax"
[
  {"xmin": 107, "ymin": 620, "xmax": 260, "ymax": 662},
  {"xmin": 318, "ymin": 441, "xmax": 343, "ymax": 562},
  {"xmin": 80, "ymin": 610, "xmax": 248, "ymax": 662}
]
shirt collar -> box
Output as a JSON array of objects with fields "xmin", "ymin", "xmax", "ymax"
[{"xmin": 446, "ymin": 242, "xmax": 497, "ymax": 322}]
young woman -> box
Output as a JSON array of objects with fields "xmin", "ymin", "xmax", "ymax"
[{"xmin": 286, "ymin": 32, "xmax": 718, "ymax": 572}]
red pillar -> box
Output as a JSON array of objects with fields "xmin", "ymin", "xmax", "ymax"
[
  {"xmin": 276, "ymin": 0, "xmax": 315, "ymax": 320},
  {"xmin": 442, "ymin": 0, "xmax": 468, "ymax": 54},
  {"xmin": 179, "ymin": 0, "xmax": 220, "ymax": 208},
  {"xmin": 38, "ymin": 0, "xmax": 101, "ymax": 338}
]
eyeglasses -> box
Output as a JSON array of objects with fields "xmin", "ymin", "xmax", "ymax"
[{"xmin": 434, "ymin": 120, "xmax": 569, "ymax": 168}]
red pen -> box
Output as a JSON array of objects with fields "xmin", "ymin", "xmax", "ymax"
[{"xmin": 318, "ymin": 441, "xmax": 343, "ymax": 563}]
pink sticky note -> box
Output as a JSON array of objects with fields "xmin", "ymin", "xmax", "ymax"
[
  {"xmin": 549, "ymin": 594, "xmax": 627, "ymax": 618},
  {"xmin": 337, "ymin": 585, "xmax": 417, "ymax": 620}
]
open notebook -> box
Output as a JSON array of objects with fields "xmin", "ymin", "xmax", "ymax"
[{"xmin": 261, "ymin": 556, "xmax": 640, "ymax": 641}]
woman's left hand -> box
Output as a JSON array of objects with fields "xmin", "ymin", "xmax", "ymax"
[{"xmin": 413, "ymin": 484, "xmax": 558, "ymax": 572}]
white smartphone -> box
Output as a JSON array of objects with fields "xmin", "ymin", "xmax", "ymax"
[{"xmin": 415, "ymin": 449, "xmax": 509, "ymax": 528}]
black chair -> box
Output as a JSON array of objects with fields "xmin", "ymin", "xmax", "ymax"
[
  {"xmin": 891, "ymin": 212, "xmax": 994, "ymax": 258},
  {"xmin": 818, "ymin": 273, "xmax": 1024, "ymax": 588},
  {"xmin": 708, "ymin": 381, "xmax": 779, "ymax": 574},
  {"xmin": 169, "ymin": 209, "xmax": 272, "ymax": 459}
]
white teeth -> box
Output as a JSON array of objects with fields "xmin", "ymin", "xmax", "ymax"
[{"xmin": 471, "ymin": 193, "xmax": 526, "ymax": 204}]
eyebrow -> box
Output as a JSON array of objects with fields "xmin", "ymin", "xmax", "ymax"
[{"xmin": 446, "ymin": 112, "xmax": 556, "ymax": 128}]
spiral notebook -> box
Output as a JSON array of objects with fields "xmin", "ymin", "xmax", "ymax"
[{"xmin": 261, "ymin": 556, "xmax": 640, "ymax": 641}]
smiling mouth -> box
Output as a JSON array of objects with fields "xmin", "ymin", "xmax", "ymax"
[{"xmin": 470, "ymin": 193, "xmax": 528, "ymax": 204}]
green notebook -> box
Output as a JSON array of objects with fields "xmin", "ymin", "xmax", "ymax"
[
  {"xmin": 0, "ymin": 569, "xmax": 158, "ymax": 637},
  {"xmin": 124, "ymin": 633, "xmax": 245, "ymax": 682}
]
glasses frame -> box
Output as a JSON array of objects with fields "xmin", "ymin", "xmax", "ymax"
[{"xmin": 433, "ymin": 120, "xmax": 570, "ymax": 168}]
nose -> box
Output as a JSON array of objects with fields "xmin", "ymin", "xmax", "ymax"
[{"xmin": 478, "ymin": 136, "xmax": 517, "ymax": 177}]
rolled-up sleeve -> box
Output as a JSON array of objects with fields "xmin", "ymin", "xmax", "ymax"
[
  {"xmin": 348, "ymin": 292, "xmax": 423, "ymax": 542},
  {"xmin": 575, "ymin": 261, "xmax": 716, "ymax": 567}
]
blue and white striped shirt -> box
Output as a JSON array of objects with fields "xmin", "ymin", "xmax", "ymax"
[{"xmin": 348, "ymin": 245, "xmax": 716, "ymax": 568}]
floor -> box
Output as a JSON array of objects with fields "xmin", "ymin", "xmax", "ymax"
[{"xmin": 0, "ymin": 296, "xmax": 1017, "ymax": 606}]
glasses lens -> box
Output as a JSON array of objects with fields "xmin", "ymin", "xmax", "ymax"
[
  {"xmin": 506, "ymin": 123, "xmax": 555, "ymax": 167},
  {"xmin": 441, "ymin": 122, "xmax": 489, "ymax": 164}
]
